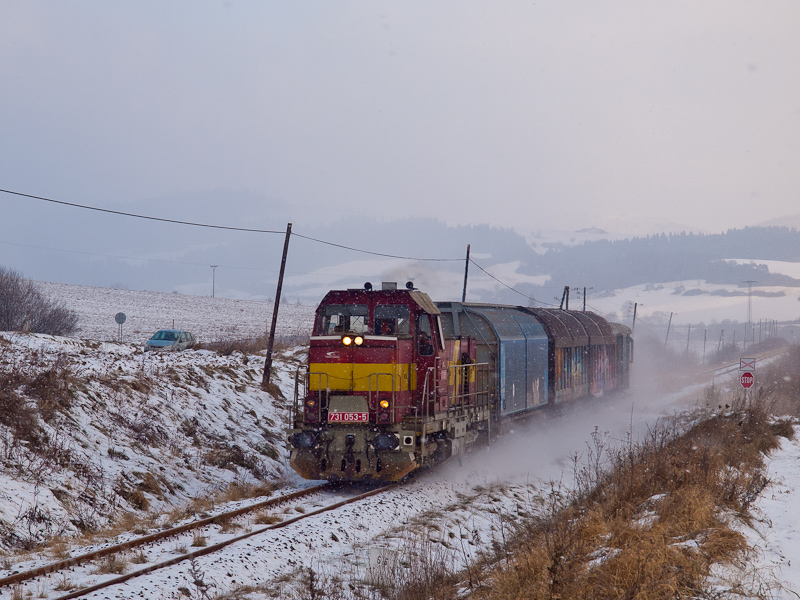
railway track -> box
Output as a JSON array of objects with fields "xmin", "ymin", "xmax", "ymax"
[
  {"xmin": 696, "ymin": 346, "xmax": 786, "ymax": 380},
  {"xmin": 1, "ymin": 483, "xmax": 394, "ymax": 599}
]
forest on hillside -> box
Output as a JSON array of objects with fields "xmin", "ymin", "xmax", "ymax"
[{"xmin": 532, "ymin": 226, "xmax": 800, "ymax": 294}]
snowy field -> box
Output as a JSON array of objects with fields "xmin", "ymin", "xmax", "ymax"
[
  {"xmin": 588, "ymin": 278, "xmax": 800, "ymax": 333},
  {"xmin": 1, "ymin": 281, "xmax": 800, "ymax": 598},
  {"xmin": 36, "ymin": 281, "xmax": 317, "ymax": 344}
]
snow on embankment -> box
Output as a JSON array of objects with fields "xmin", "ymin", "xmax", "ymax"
[{"xmin": 0, "ymin": 330, "xmax": 306, "ymax": 550}]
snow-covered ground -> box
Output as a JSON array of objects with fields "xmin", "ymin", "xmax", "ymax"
[
  {"xmin": 0, "ymin": 330, "xmax": 305, "ymax": 549},
  {"xmin": 36, "ymin": 280, "xmax": 316, "ymax": 344},
  {"xmin": 743, "ymin": 432, "xmax": 800, "ymax": 598},
  {"xmin": 1, "ymin": 281, "xmax": 799, "ymax": 598},
  {"xmin": 588, "ymin": 279, "xmax": 800, "ymax": 332}
]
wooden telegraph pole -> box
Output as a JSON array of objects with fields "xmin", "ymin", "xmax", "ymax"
[
  {"xmin": 462, "ymin": 244, "xmax": 470, "ymax": 303},
  {"xmin": 262, "ymin": 223, "xmax": 292, "ymax": 389},
  {"xmin": 664, "ymin": 312, "xmax": 673, "ymax": 349}
]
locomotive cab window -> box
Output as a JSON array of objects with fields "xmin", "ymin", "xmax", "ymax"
[
  {"xmin": 319, "ymin": 304, "xmax": 369, "ymax": 335},
  {"xmin": 417, "ymin": 315, "xmax": 435, "ymax": 355},
  {"xmin": 374, "ymin": 305, "xmax": 410, "ymax": 336}
]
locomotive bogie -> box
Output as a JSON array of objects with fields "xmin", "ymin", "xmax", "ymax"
[{"xmin": 287, "ymin": 422, "xmax": 419, "ymax": 481}]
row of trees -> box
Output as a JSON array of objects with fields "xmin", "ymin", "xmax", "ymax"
[{"xmin": 0, "ymin": 266, "xmax": 78, "ymax": 336}]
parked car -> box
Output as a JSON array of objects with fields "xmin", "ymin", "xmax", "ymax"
[{"xmin": 144, "ymin": 329, "xmax": 196, "ymax": 352}]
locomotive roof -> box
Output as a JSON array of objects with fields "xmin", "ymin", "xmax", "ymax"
[{"xmin": 319, "ymin": 289, "xmax": 440, "ymax": 315}]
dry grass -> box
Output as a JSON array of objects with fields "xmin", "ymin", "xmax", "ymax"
[
  {"xmin": 82, "ymin": 478, "xmax": 283, "ymax": 551},
  {"xmin": 53, "ymin": 573, "xmax": 76, "ymax": 591},
  {"xmin": 253, "ymin": 511, "xmax": 282, "ymax": 525},
  {"xmin": 94, "ymin": 553, "xmax": 128, "ymax": 575},
  {"xmin": 212, "ymin": 514, "xmax": 240, "ymax": 534},
  {"xmin": 198, "ymin": 335, "xmax": 302, "ymax": 357},
  {"xmin": 47, "ymin": 538, "xmax": 71, "ymax": 560},
  {"xmin": 464, "ymin": 388, "xmax": 793, "ymax": 600},
  {"xmin": 220, "ymin": 480, "xmax": 277, "ymax": 503}
]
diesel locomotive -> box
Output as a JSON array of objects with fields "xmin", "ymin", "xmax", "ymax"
[{"xmin": 286, "ymin": 282, "xmax": 633, "ymax": 482}]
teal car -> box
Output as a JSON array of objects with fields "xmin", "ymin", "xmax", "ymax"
[{"xmin": 144, "ymin": 329, "xmax": 196, "ymax": 352}]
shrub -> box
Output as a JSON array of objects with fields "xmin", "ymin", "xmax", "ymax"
[
  {"xmin": 0, "ymin": 266, "xmax": 78, "ymax": 335},
  {"xmin": 0, "ymin": 372, "xmax": 44, "ymax": 445}
]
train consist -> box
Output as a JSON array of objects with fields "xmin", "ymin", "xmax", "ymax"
[{"xmin": 286, "ymin": 282, "xmax": 633, "ymax": 482}]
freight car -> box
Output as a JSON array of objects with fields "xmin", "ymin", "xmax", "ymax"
[{"xmin": 286, "ymin": 282, "xmax": 633, "ymax": 482}]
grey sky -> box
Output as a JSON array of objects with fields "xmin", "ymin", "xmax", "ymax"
[{"xmin": 2, "ymin": 2, "xmax": 799, "ymax": 237}]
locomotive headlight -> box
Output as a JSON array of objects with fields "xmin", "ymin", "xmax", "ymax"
[
  {"xmin": 354, "ymin": 336, "xmax": 364, "ymax": 346},
  {"xmin": 342, "ymin": 336, "xmax": 353, "ymax": 346},
  {"xmin": 379, "ymin": 400, "xmax": 390, "ymax": 409},
  {"xmin": 372, "ymin": 432, "xmax": 399, "ymax": 451}
]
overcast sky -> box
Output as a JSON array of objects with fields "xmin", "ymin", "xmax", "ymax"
[{"xmin": 2, "ymin": 2, "xmax": 799, "ymax": 236}]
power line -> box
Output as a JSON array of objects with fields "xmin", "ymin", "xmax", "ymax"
[
  {"xmin": 0, "ymin": 188, "xmax": 286, "ymax": 234},
  {"xmin": 468, "ymin": 258, "xmax": 560, "ymax": 307},
  {"xmin": 1, "ymin": 187, "xmax": 570, "ymax": 306},
  {"xmin": 1, "ymin": 187, "xmax": 462, "ymax": 262},
  {"xmin": 291, "ymin": 232, "xmax": 461, "ymax": 262}
]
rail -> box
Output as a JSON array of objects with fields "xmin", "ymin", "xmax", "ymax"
[
  {"xmin": 2, "ymin": 483, "xmax": 398, "ymax": 599},
  {"xmin": 0, "ymin": 484, "xmax": 328, "ymax": 590}
]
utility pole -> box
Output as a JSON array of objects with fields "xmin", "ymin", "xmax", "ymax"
[
  {"xmin": 462, "ymin": 244, "xmax": 470, "ymax": 303},
  {"xmin": 703, "ymin": 329, "xmax": 707, "ymax": 364},
  {"xmin": 743, "ymin": 280, "xmax": 757, "ymax": 349},
  {"xmin": 664, "ymin": 312, "xmax": 673, "ymax": 350},
  {"xmin": 631, "ymin": 302, "xmax": 638, "ymax": 334},
  {"xmin": 210, "ymin": 265, "xmax": 218, "ymax": 298},
  {"xmin": 263, "ymin": 223, "xmax": 292, "ymax": 389},
  {"xmin": 559, "ymin": 286, "xmax": 570, "ymax": 310}
]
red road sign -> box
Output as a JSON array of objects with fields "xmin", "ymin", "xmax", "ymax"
[{"xmin": 740, "ymin": 371, "xmax": 755, "ymax": 389}]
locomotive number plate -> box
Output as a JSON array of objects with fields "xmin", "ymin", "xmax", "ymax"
[{"xmin": 328, "ymin": 412, "xmax": 369, "ymax": 423}]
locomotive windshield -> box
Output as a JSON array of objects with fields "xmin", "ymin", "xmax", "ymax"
[
  {"xmin": 374, "ymin": 305, "xmax": 410, "ymax": 336},
  {"xmin": 319, "ymin": 304, "xmax": 369, "ymax": 335}
]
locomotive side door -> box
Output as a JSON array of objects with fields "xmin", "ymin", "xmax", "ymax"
[{"xmin": 415, "ymin": 313, "xmax": 439, "ymax": 418}]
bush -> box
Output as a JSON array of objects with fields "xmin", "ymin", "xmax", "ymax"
[{"xmin": 0, "ymin": 266, "xmax": 78, "ymax": 335}]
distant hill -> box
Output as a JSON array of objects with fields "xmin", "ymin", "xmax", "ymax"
[
  {"xmin": 533, "ymin": 227, "xmax": 800, "ymax": 295},
  {"xmin": 6, "ymin": 193, "xmax": 800, "ymax": 306}
]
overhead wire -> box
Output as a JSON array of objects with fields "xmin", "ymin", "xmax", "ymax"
[
  {"xmin": 1, "ymin": 186, "xmax": 562, "ymax": 303},
  {"xmin": 468, "ymin": 258, "xmax": 559, "ymax": 307},
  {"xmin": 0, "ymin": 188, "xmax": 286, "ymax": 234},
  {"xmin": 291, "ymin": 232, "xmax": 461, "ymax": 262},
  {"xmin": 1, "ymin": 187, "xmax": 461, "ymax": 261}
]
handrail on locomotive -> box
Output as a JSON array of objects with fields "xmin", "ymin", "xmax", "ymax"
[{"xmin": 292, "ymin": 361, "xmax": 490, "ymax": 426}]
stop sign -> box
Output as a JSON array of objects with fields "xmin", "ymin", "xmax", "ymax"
[{"xmin": 740, "ymin": 371, "xmax": 755, "ymax": 389}]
